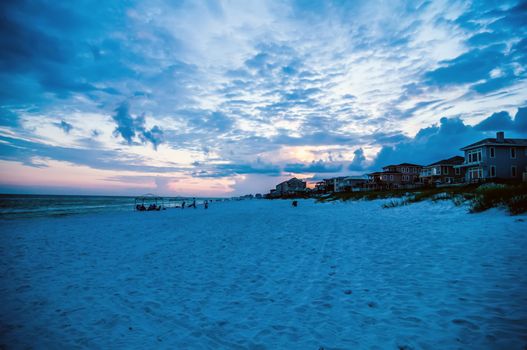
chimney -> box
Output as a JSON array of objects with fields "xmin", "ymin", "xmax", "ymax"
[{"xmin": 496, "ymin": 131, "xmax": 504, "ymax": 143}]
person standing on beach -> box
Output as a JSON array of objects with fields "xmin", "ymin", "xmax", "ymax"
[
  {"xmin": 192, "ymin": 198, "xmax": 196, "ymax": 208},
  {"xmin": 204, "ymin": 200, "xmax": 208, "ymax": 209},
  {"xmin": 181, "ymin": 201, "xmax": 185, "ymax": 209}
]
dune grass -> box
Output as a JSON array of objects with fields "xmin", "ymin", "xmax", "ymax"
[{"xmin": 317, "ymin": 182, "xmax": 527, "ymax": 215}]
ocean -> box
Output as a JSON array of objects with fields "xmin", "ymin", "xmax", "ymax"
[{"xmin": 0, "ymin": 194, "xmax": 216, "ymax": 219}]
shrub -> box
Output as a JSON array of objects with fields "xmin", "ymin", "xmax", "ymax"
[
  {"xmin": 507, "ymin": 195, "xmax": 527, "ymax": 215},
  {"xmin": 470, "ymin": 183, "xmax": 527, "ymax": 215},
  {"xmin": 381, "ymin": 199, "xmax": 408, "ymax": 209}
]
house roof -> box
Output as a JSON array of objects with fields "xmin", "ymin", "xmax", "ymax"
[
  {"xmin": 368, "ymin": 171, "xmax": 401, "ymax": 175},
  {"xmin": 425, "ymin": 155, "xmax": 464, "ymax": 167},
  {"xmin": 343, "ymin": 175, "xmax": 368, "ymax": 180},
  {"xmin": 461, "ymin": 137, "xmax": 527, "ymax": 150},
  {"xmin": 278, "ymin": 177, "xmax": 305, "ymax": 184},
  {"xmin": 397, "ymin": 163, "xmax": 422, "ymax": 167},
  {"xmin": 383, "ymin": 163, "xmax": 422, "ymax": 168}
]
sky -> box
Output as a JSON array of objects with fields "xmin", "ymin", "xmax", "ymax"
[{"xmin": 0, "ymin": 0, "xmax": 526, "ymax": 196}]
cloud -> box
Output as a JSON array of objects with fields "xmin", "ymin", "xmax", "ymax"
[
  {"xmin": 112, "ymin": 102, "xmax": 164, "ymax": 149},
  {"xmin": 372, "ymin": 107, "xmax": 527, "ymax": 169},
  {"xmin": 186, "ymin": 110, "xmax": 234, "ymax": 133},
  {"xmin": 0, "ymin": 134, "xmax": 181, "ymax": 173},
  {"xmin": 272, "ymin": 132, "xmax": 358, "ymax": 146},
  {"xmin": 1, "ymin": 0, "xmax": 527, "ymax": 194},
  {"xmin": 53, "ymin": 120, "xmax": 73, "ymax": 133},
  {"xmin": 425, "ymin": 2, "xmax": 527, "ymax": 94},
  {"xmin": 514, "ymin": 107, "xmax": 527, "ymax": 133},
  {"xmin": 193, "ymin": 159, "xmax": 282, "ymax": 178},
  {"xmin": 348, "ymin": 148, "xmax": 366, "ymax": 171},
  {"xmin": 0, "ymin": 107, "xmax": 19, "ymax": 127},
  {"xmin": 283, "ymin": 160, "xmax": 342, "ymax": 173},
  {"xmin": 424, "ymin": 45, "xmax": 506, "ymax": 87},
  {"xmin": 474, "ymin": 111, "xmax": 514, "ymax": 131},
  {"xmin": 0, "ymin": 0, "xmax": 132, "ymax": 108}
]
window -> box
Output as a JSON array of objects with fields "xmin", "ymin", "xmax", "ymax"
[
  {"xmin": 455, "ymin": 168, "xmax": 460, "ymax": 175},
  {"xmin": 389, "ymin": 175, "xmax": 394, "ymax": 180},
  {"xmin": 468, "ymin": 167, "xmax": 482, "ymax": 179},
  {"xmin": 511, "ymin": 147, "xmax": 516, "ymax": 159},
  {"xmin": 489, "ymin": 147, "xmax": 495, "ymax": 158},
  {"xmin": 490, "ymin": 165, "xmax": 496, "ymax": 177},
  {"xmin": 512, "ymin": 166, "xmax": 517, "ymax": 177},
  {"xmin": 467, "ymin": 149, "xmax": 482, "ymax": 163},
  {"xmin": 444, "ymin": 167, "xmax": 449, "ymax": 175}
]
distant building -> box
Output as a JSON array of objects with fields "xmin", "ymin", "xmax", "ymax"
[
  {"xmin": 456, "ymin": 131, "xmax": 527, "ymax": 181},
  {"xmin": 255, "ymin": 193, "xmax": 262, "ymax": 199},
  {"xmin": 367, "ymin": 163, "xmax": 422, "ymax": 189},
  {"xmin": 275, "ymin": 177, "xmax": 307, "ymax": 195},
  {"xmin": 420, "ymin": 156, "xmax": 465, "ymax": 185},
  {"xmin": 314, "ymin": 181, "xmax": 327, "ymax": 192}
]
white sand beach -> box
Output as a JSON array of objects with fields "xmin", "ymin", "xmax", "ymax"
[{"xmin": 1, "ymin": 199, "xmax": 526, "ymax": 349}]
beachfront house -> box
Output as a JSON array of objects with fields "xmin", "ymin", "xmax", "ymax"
[
  {"xmin": 367, "ymin": 163, "xmax": 422, "ymax": 190},
  {"xmin": 337, "ymin": 176, "xmax": 368, "ymax": 192},
  {"xmin": 455, "ymin": 132, "xmax": 527, "ymax": 182},
  {"xmin": 322, "ymin": 176, "xmax": 346, "ymax": 192},
  {"xmin": 275, "ymin": 177, "xmax": 307, "ymax": 195},
  {"xmin": 314, "ymin": 176, "xmax": 368, "ymax": 193},
  {"xmin": 420, "ymin": 156, "xmax": 465, "ymax": 185}
]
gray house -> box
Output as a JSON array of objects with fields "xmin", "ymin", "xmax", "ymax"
[{"xmin": 456, "ymin": 131, "xmax": 527, "ymax": 181}]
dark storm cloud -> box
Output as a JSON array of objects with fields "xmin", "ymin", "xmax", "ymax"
[
  {"xmin": 372, "ymin": 107, "xmax": 527, "ymax": 169},
  {"xmin": 112, "ymin": 102, "xmax": 164, "ymax": 149}
]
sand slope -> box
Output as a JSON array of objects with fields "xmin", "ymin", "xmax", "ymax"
[{"xmin": 1, "ymin": 200, "xmax": 526, "ymax": 349}]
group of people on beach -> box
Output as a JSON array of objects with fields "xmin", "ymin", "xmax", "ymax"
[
  {"xmin": 180, "ymin": 198, "xmax": 209, "ymax": 209},
  {"xmin": 135, "ymin": 203, "xmax": 162, "ymax": 211}
]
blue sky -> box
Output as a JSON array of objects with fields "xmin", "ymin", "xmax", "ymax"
[{"xmin": 0, "ymin": 0, "xmax": 526, "ymax": 196}]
